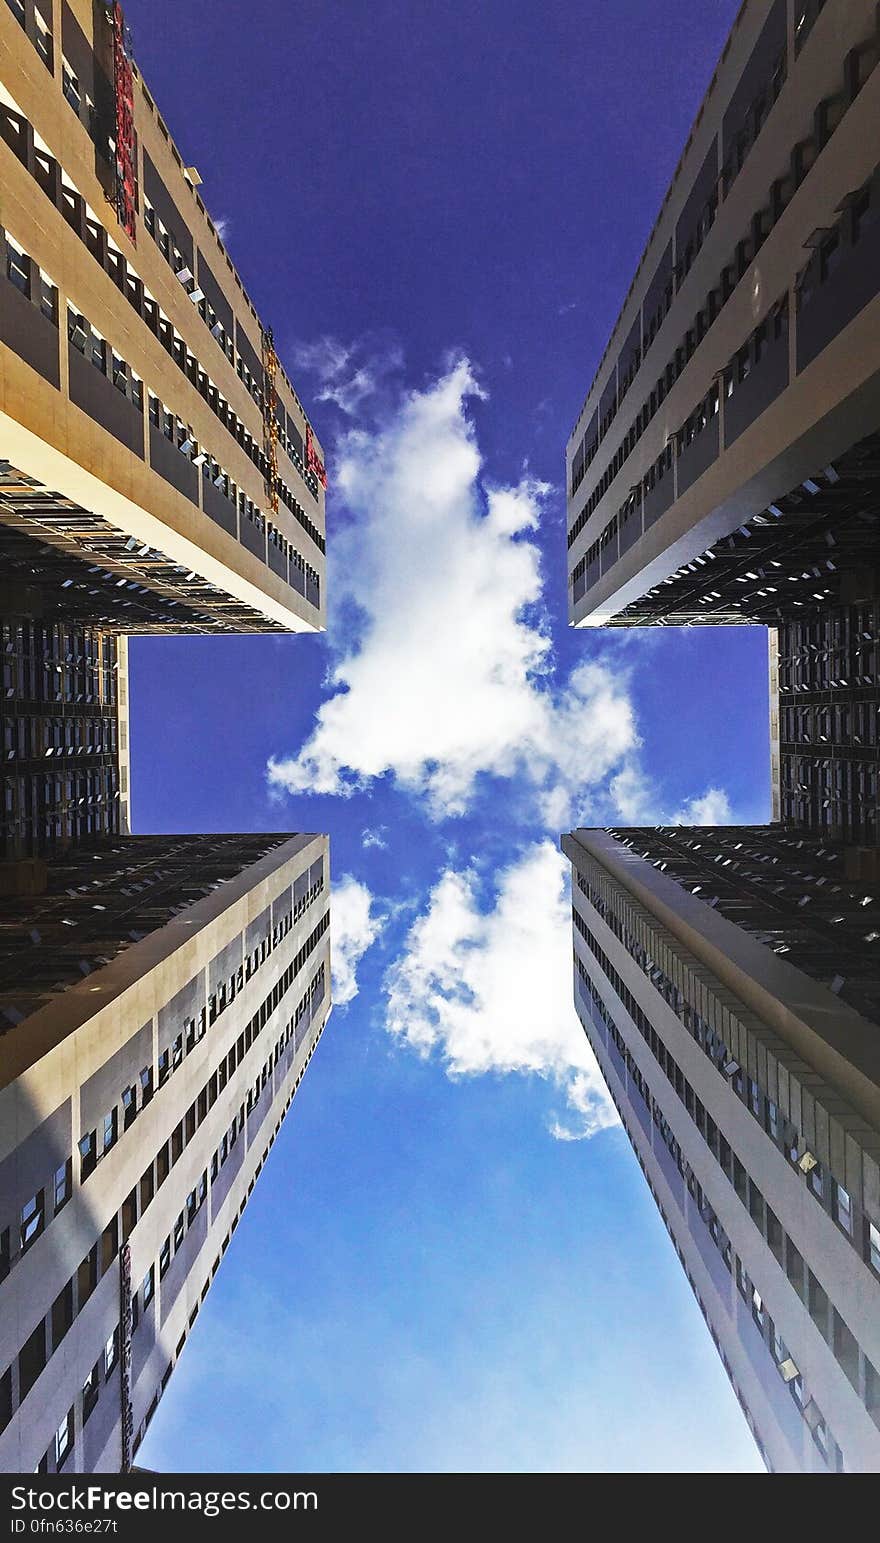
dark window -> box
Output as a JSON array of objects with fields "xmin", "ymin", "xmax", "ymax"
[
  {"xmin": 82, "ymin": 1362, "xmax": 100, "ymax": 1424},
  {"xmin": 5, "ymin": 237, "xmax": 29, "ymax": 295},
  {"xmin": 101, "ymin": 1216, "xmax": 118, "ymax": 1274},
  {"xmin": 77, "ymin": 1245, "xmax": 98, "ymax": 1309},
  {"xmin": 0, "ymin": 1366, "xmax": 12, "ymax": 1435},
  {"xmin": 19, "ymin": 1320, "xmax": 47, "ymax": 1401},
  {"xmin": 51, "ymin": 1280, "xmax": 74, "ymax": 1349}
]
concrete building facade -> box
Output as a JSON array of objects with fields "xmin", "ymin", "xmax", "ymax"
[
  {"xmin": 562, "ymin": 10, "xmax": 880, "ymax": 1467},
  {"xmin": 0, "ymin": 623, "xmax": 130, "ymax": 861},
  {"xmin": 0, "ymin": 0, "xmax": 335, "ymax": 1480},
  {"xmin": 0, "ymin": 831, "xmax": 331, "ymax": 1473},
  {"xmin": 564, "ymin": 825, "xmax": 880, "ymax": 1472},
  {"xmin": 566, "ymin": 0, "xmax": 879, "ymax": 634},
  {"xmin": 1, "ymin": 0, "xmax": 326, "ymax": 639},
  {"xmin": 564, "ymin": 0, "xmax": 880, "ymax": 851}
]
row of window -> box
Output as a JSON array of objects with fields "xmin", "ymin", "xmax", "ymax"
[
  {"xmin": 48, "ymin": 19, "xmax": 314, "ymax": 502},
  {"xmin": 1, "ymin": 622, "xmax": 118, "ymax": 710},
  {"xmin": 778, "ymin": 606, "xmax": 878, "ymax": 695},
  {"xmin": 1, "ymin": 961, "xmax": 328, "ymax": 1465},
  {"xmin": 1, "ymin": 770, "xmax": 121, "ymax": 853},
  {"xmin": 576, "ymin": 953, "xmax": 860, "ymax": 1467},
  {"xmin": 146, "ymin": 392, "xmax": 312, "ymax": 581},
  {"xmin": 0, "ymin": 895, "xmax": 327, "ymax": 1290},
  {"xmin": 4, "ymin": 0, "xmax": 53, "ymax": 73},
  {"xmin": 127, "ymin": 1001, "xmax": 329, "ymax": 1467},
  {"xmin": 143, "ymin": 199, "xmax": 234, "ymax": 367},
  {"xmin": 595, "ymin": 1007, "xmax": 836, "ymax": 1472},
  {"xmin": 27, "ymin": 980, "xmax": 328, "ymax": 1473},
  {"xmin": 781, "ymin": 702, "xmax": 880, "ymax": 750},
  {"xmin": 141, "ymin": 197, "xmax": 316, "ymax": 493},
  {"xmin": 0, "ymin": 88, "xmax": 324, "ymax": 556},
  {"xmin": 59, "ymin": 34, "xmax": 111, "ymax": 168},
  {"xmin": 208, "ymin": 875, "xmax": 325, "ymax": 1029},
  {"xmin": 796, "ymin": 166, "xmax": 879, "ymax": 310},
  {"xmin": 573, "ymin": 906, "xmax": 880, "ymax": 1431},
  {"xmin": 568, "ymin": 18, "xmax": 878, "ymax": 522},
  {"xmin": 4, "ymin": 228, "xmax": 57, "ymax": 321},
  {"xmin": 573, "ymin": 864, "xmax": 880, "ymax": 1276},
  {"xmin": 64, "ymin": 287, "xmax": 320, "ymax": 591},
  {"xmin": 81, "ymin": 905, "xmax": 330, "ymax": 1183},
  {"xmin": 781, "ymin": 760, "xmax": 879, "ymax": 846},
  {"xmin": 570, "ymin": 284, "xmax": 791, "ymax": 597},
  {"xmin": 67, "ymin": 302, "xmax": 143, "ymax": 404},
  {"xmin": 607, "ymin": 1069, "xmax": 771, "ymax": 1472},
  {"xmin": 2, "ymin": 714, "xmax": 117, "ymax": 762}
]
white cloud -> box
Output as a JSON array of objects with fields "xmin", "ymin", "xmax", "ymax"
[
  {"xmin": 384, "ymin": 841, "xmax": 617, "ymax": 1140},
  {"xmin": 608, "ymin": 766, "xmax": 735, "ymax": 828},
  {"xmin": 291, "ymin": 333, "xmax": 404, "ymax": 417},
  {"xmin": 670, "ymin": 786, "xmax": 733, "ymax": 826},
  {"xmin": 268, "ymin": 359, "xmax": 641, "ymax": 823},
  {"xmin": 331, "ymin": 875, "xmax": 383, "ymax": 1006},
  {"xmin": 362, "ymin": 826, "xmax": 388, "ymax": 850}
]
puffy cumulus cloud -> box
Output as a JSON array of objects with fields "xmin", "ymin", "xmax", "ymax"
[
  {"xmin": 331, "ymin": 875, "xmax": 383, "ymax": 1006},
  {"xmin": 670, "ymin": 786, "xmax": 733, "ymax": 826},
  {"xmin": 384, "ymin": 841, "xmax": 617, "ymax": 1140},
  {"xmin": 608, "ymin": 765, "xmax": 735, "ymax": 829},
  {"xmin": 267, "ymin": 359, "xmax": 639, "ymax": 822}
]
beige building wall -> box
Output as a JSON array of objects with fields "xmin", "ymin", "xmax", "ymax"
[{"xmin": 1, "ymin": 0, "xmax": 326, "ymax": 635}]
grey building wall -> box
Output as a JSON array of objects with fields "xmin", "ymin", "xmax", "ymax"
[{"xmin": 564, "ymin": 827, "xmax": 880, "ymax": 1473}]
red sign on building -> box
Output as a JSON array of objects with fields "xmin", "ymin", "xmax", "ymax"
[
  {"xmin": 306, "ymin": 425, "xmax": 327, "ymax": 489},
  {"xmin": 112, "ymin": 2, "xmax": 137, "ymax": 244}
]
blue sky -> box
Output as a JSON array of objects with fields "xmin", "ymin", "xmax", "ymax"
[{"xmin": 129, "ymin": 0, "xmax": 768, "ymax": 1472}]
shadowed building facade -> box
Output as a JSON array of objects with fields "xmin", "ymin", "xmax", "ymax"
[{"xmin": 0, "ymin": 832, "xmax": 331, "ymax": 1473}]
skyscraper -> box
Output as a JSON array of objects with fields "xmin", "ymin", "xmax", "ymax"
[
  {"xmin": 566, "ymin": 0, "xmax": 879, "ymax": 634},
  {"xmin": 2, "ymin": 0, "xmax": 326, "ymax": 640},
  {"xmin": 564, "ymin": 0, "xmax": 879, "ymax": 846},
  {"xmin": 0, "ymin": 832, "xmax": 331, "ymax": 1473},
  {"xmin": 561, "ymin": 0, "xmax": 880, "ymax": 1472},
  {"xmin": 1, "ymin": 0, "xmax": 329, "ymax": 867},
  {"xmin": 0, "ymin": 1, "xmax": 334, "ymax": 1476},
  {"xmin": 563, "ymin": 824, "xmax": 880, "ymax": 1473}
]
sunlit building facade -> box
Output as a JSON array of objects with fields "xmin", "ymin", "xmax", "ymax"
[
  {"xmin": 0, "ymin": 832, "xmax": 331, "ymax": 1473},
  {"xmin": 564, "ymin": 824, "xmax": 880, "ymax": 1472}
]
